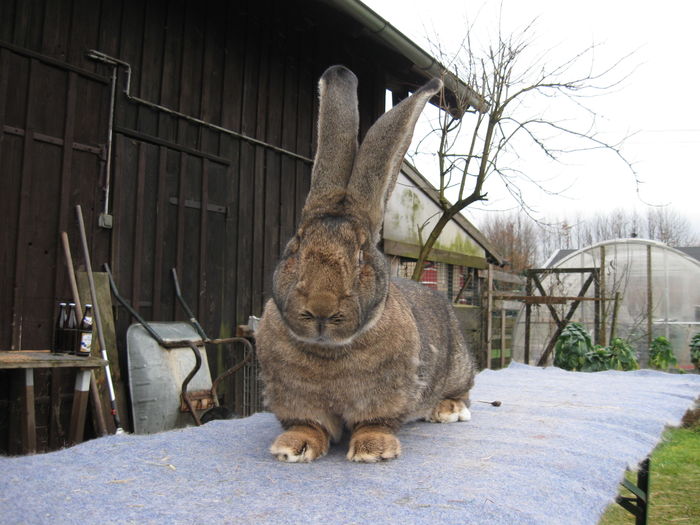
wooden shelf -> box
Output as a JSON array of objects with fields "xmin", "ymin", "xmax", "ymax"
[{"xmin": 0, "ymin": 350, "xmax": 107, "ymax": 369}]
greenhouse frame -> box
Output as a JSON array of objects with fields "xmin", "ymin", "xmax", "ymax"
[{"xmin": 512, "ymin": 238, "xmax": 700, "ymax": 368}]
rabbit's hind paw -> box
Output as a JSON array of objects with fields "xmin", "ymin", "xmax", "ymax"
[{"xmin": 429, "ymin": 399, "xmax": 471, "ymax": 423}]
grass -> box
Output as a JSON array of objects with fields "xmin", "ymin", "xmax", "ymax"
[{"xmin": 598, "ymin": 418, "xmax": 700, "ymax": 524}]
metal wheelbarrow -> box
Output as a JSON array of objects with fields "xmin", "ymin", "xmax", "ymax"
[{"xmin": 105, "ymin": 264, "xmax": 253, "ymax": 434}]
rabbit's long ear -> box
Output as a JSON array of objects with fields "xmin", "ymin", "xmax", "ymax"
[
  {"xmin": 302, "ymin": 66, "xmax": 359, "ymax": 217},
  {"xmin": 346, "ymin": 78, "xmax": 442, "ymax": 237}
]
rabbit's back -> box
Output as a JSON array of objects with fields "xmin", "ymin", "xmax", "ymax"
[{"xmin": 391, "ymin": 278, "xmax": 475, "ymax": 420}]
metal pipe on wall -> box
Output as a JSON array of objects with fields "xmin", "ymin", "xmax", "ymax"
[
  {"xmin": 99, "ymin": 65, "xmax": 118, "ymax": 229},
  {"xmin": 86, "ymin": 50, "xmax": 313, "ymax": 164},
  {"xmin": 85, "ymin": 49, "xmax": 313, "ymax": 230}
]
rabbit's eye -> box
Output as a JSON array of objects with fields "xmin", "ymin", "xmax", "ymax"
[{"xmin": 329, "ymin": 312, "xmax": 344, "ymax": 324}]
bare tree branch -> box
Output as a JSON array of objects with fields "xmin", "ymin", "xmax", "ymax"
[{"xmin": 409, "ymin": 18, "xmax": 638, "ymax": 281}]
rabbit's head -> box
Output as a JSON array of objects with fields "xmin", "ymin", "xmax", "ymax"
[{"xmin": 271, "ymin": 66, "xmax": 442, "ymax": 346}]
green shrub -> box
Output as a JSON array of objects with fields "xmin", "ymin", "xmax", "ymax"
[
  {"xmin": 555, "ymin": 324, "xmax": 639, "ymax": 372},
  {"xmin": 581, "ymin": 345, "xmax": 612, "ymax": 372},
  {"xmin": 554, "ymin": 322, "xmax": 592, "ymax": 371},
  {"xmin": 580, "ymin": 339, "xmax": 639, "ymax": 372},
  {"xmin": 649, "ymin": 336, "xmax": 677, "ymax": 370},
  {"xmin": 690, "ymin": 333, "xmax": 700, "ymax": 371},
  {"xmin": 606, "ymin": 337, "xmax": 639, "ymax": 371}
]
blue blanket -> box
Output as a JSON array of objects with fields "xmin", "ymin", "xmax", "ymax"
[{"xmin": 1, "ymin": 363, "xmax": 698, "ymax": 524}]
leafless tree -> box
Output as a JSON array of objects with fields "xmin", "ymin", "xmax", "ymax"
[
  {"xmin": 408, "ymin": 19, "xmax": 635, "ymax": 281},
  {"xmin": 479, "ymin": 211, "xmax": 539, "ymax": 272},
  {"xmin": 534, "ymin": 207, "xmax": 698, "ymax": 259},
  {"xmin": 645, "ymin": 207, "xmax": 699, "ymax": 247}
]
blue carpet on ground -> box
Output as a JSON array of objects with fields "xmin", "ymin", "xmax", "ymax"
[{"xmin": 1, "ymin": 362, "xmax": 698, "ymax": 525}]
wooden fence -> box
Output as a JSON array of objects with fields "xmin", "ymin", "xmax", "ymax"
[{"xmin": 483, "ymin": 267, "xmax": 524, "ymax": 369}]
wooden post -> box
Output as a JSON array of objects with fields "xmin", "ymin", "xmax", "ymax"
[
  {"xmin": 646, "ymin": 245, "xmax": 653, "ymax": 359},
  {"xmin": 609, "ymin": 291, "xmax": 621, "ymax": 342},
  {"xmin": 485, "ymin": 264, "xmax": 493, "ymax": 369},
  {"xmin": 524, "ymin": 273, "xmax": 532, "ymax": 365},
  {"xmin": 22, "ymin": 369, "xmax": 36, "ymax": 454},
  {"xmin": 499, "ymin": 306, "xmax": 506, "ymax": 369},
  {"xmin": 68, "ymin": 370, "xmax": 91, "ymax": 445},
  {"xmin": 594, "ymin": 269, "xmax": 601, "ymax": 347},
  {"xmin": 49, "ymin": 367, "xmax": 64, "ymax": 449},
  {"xmin": 599, "ymin": 246, "xmax": 606, "ymax": 346}
]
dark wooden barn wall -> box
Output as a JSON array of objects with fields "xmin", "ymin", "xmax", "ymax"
[
  {"xmin": 1, "ymin": 0, "xmax": 391, "ymax": 444},
  {"xmin": 1, "ymin": 0, "xmax": 388, "ymax": 348},
  {"xmin": 0, "ymin": 42, "xmax": 111, "ymax": 351}
]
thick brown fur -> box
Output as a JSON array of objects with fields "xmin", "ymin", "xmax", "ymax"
[{"xmin": 256, "ymin": 66, "xmax": 476, "ymax": 463}]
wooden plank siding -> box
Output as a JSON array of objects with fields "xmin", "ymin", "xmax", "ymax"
[
  {"xmin": 0, "ymin": 47, "xmax": 110, "ymax": 352},
  {"xmin": 1, "ymin": 0, "xmax": 414, "ymax": 445}
]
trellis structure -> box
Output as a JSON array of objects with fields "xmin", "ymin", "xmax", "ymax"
[
  {"xmin": 516, "ymin": 239, "xmax": 700, "ymax": 368},
  {"xmin": 489, "ymin": 267, "xmax": 603, "ymax": 366}
]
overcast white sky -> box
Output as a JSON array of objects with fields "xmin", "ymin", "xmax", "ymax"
[{"xmin": 363, "ymin": 0, "xmax": 700, "ymax": 234}]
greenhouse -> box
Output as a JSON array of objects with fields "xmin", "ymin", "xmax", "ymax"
[{"xmin": 511, "ymin": 238, "xmax": 700, "ymax": 368}]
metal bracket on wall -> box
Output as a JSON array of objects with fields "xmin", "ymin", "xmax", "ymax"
[{"xmin": 168, "ymin": 197, "xmax": 228, "ymax": 218}]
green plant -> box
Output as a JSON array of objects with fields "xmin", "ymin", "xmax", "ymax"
[
  {"xmin": 581, "ymin": 345, "xmax": 612, "ymax": 372},
  {"xmin": 690, "ymin": 333, "xmax": 700, "ymax": 371},
  {"xmin": 554, "ymin": 322, "xmax": 593, "ymax": 371},
  {"xmin": 579, "ymin": 339, "xmax": 639, "ymax": 372},
  {"xmin": 555, "ymin": 324, "xmax": 640, "ymax": 373},
  {"xmin": 649, "ymin": 336, "xmax": 677, "ymax": 370},
  {"xmin": 606, "ymin": 337, "xmax": 639, "ymax": 371}
]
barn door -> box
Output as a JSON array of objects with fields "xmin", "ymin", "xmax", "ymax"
[
  {"xmin": 110, "ymin": 135, "xmax": 231, "ymax": 341},
  {"xmin": 0, "ymin": 43, "xmax": 110, "ymax": 350}
]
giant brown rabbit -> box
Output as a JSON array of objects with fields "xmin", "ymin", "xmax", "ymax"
[{"xmin": 256, "ymin": 65, "xmax": 475, "ymax": 463}]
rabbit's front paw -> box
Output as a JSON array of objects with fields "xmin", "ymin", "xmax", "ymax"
[
  {"xmin": 270, "ymin": 425, "xmax": 329, "ymax": 463},
  {"xmin": 429, "ymin": 399, "xmax": 471, "ymax": 423},
  {"xmin": 347, "ymin": 426, "xmax": 401, "ymax": 462}
]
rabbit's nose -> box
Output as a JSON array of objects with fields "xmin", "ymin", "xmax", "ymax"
[{"xmin": 304, "ymin": 291, "xmax": 339, "ymax": 320}]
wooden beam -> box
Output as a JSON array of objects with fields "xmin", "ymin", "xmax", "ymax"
[
  {"xmin": 537, "ymin": 271, "xmax": 598, "ymax": 366},
  {"xmin": 383, "ymin": 239, "xmax": 488, "ymax": 269},
  {"xmin": 531, "ymin": 273, "xmax": 565, "ymax": 327},
  {"xmin": 490, "ymin": 294, "xmax": 605, "ymax": 303},
  {"xmin": 0, "ymin": 351, "xmax": 107, "ymax": 370},
  {"xmin": 526, "ymin": 267, "xmax": 599, "ymax": 275},
  {"xmin": 489, "ymin": 269, "xmax": 524, "ymax": 284}
]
